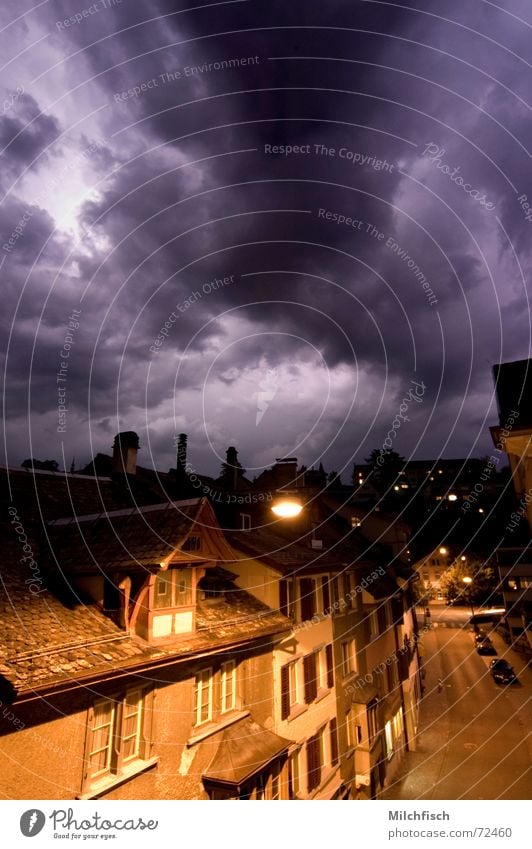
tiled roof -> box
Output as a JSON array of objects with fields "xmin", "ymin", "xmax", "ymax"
[
  {"xmin": 0, "ymin": 525, "xmax": 160, "ymax": 694},
  {"xmin": 45, "ymin": 500, "xmax": 205, "ymax": 573},
  {"xmin": 0, "ymin": 523, "xmax": 289, "ymax": 697},
  {"xmin": 0, "ymin": 466, "xmax": 161, "ymax": 522}
]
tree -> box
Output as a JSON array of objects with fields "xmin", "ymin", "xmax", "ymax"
[
  {"xmin": 21, "ymin": 458, "xmax": 59, "ymax": 472},
  {"xmin": 363, "ymin": 449, "xmax": 406, "ymax": 497},
  {"xmin": 439, "ymin": 559, "xmax": 500, "ymax": 606}
]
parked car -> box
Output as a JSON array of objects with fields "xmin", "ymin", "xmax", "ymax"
[
  {"xmin": 474, "ymin": 632, "xmax": 487, "ymax": 644},
  {"xmin": 476, "ymin": 637, "xmax": 497, "ymax": 655},
  {"xmin": 489, "ymin": 659, "xmax": 518, "ymax": 685}
]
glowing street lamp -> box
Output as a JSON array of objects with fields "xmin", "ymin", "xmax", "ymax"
[
  {"xmin": 271, "ymin": 495, "xmax": 303, "ymax": 519},
  {"xmin": 447, "ymin": 493, "xmax": 458, "ymax": 502},
  {"xmin": 439, "ymin": 547, "xmax": 448, "ymax": 556}
]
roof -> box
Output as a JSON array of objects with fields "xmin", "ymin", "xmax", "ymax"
[
  {"xmin": 203, "ymin": 717, "xmax": 291, "ymax": 786},
  {"xmin": 0, "ymin": 519, "xmax": 290, "ymax": 697},
  {"xmin": 45, "ymin": 499, "xmax": 208, "ymax": 573},
  {"xmin": 0, "ymin": 466, "xmax": 165, "ymax": 523},
  {"xmin": 226, "ymin": 523, "xmax": 401, "ymax": 594},
  {"xmin": 226, "ymin": 525, "xmax": 379, "ymax": 576},
  {"xmin": 0, "ymin": 525, "xmax": 161, "ymax": 695}
]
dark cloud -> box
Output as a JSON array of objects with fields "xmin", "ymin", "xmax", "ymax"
[{"xmin": 1, "ymin": 0, "xmax": 531, "ymax": 475}]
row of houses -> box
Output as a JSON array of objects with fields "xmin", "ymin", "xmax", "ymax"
[{"xmin": 0, "ymin": 432, "xmax": 422, "ymax": 800}]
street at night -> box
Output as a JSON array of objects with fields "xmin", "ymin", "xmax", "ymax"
[{"xmin": 383, "ymin": 606, "xmax": 532, "ymax": 800}]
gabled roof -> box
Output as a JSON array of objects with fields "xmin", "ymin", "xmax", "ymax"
[{"xmin": 45, "ymin": 497, "xmax": 235, "ymax": 574}]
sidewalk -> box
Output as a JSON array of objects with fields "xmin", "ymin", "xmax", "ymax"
[{"xmin": 380, "ymin": 626, "xmax": 451, "ymax": 800}]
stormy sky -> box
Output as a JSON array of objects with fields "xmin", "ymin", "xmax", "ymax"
[{"xmin": 1, "ymin": 0, "xmax": 531, "ymax": 479}]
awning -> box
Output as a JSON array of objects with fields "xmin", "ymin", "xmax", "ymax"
[{"xmin": 203, "ymin": 717, "xmax": 292, "ymax": 787}]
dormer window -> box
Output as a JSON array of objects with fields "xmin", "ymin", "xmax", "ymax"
[
  {"xmin": 149, "ymin": 567, "xmax": 195, "ymax": 639},
  {"xmin": 153, "ymin": 568, "xmax": 192, "ymax": 608}
]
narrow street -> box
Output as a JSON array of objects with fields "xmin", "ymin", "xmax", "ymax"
[{"xmin": 382, "ymin": 606, "xmax": 532, "ymax": 800}]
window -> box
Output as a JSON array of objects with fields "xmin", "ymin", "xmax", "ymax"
[
  {"xmin": 289, "ymin": 750, "xmax": 300, "ymax": 799},
  {"xmin": 279, "ymin": 580, "xmax": 295, "ymax": 618},
  {"xmin": 307, "ymin": 727, "xmax": 325, "ymax": 792},
  {"xmin": 387, "ymin": 661, "xmax": 399, "ymax": 691},
  {"xmin": 271, "ymin": 769, "xmax": 280, "ymax": 800},
  {"xmin": 153, "ymin": 568, "xmax": 192, "ymax": 608},
  {"xmin": 321, "ymin": 576, "xmax": 331, "ymax": 614},
  {"xmin": 330, "ymin": 718, "xmax": 339, "ymax": 766},
  {"xmin": 88, "ymin": 701, "xmax": 115, "ymax": 780},
  {"xmin": 377, "ymin": 605, "xmax": 387, "ymax": 633},
  {"xmin": 299, "ymin": 578, "xmax": 317, "ymax": 621},
  {"xmin": 346, "ymin": 709, "xmax": 358, "ymax": 749},
  {"xmin": 341, "ymin": 640, "xmax": 356, "ymax": 678},
  {"xmin": 369, "ymin": 610, "xmax": 379, "ymax": 640},
  {"xmin": 255, "ymin": 773, "xmax": 265, "ymax": 800},
  {"xmin": 325, "ymin": 644, "xmax": 334, "ymax": 689},
  {"xmin": 221, "ymin": 661, "xmax": 236, "ymax": 713},
  {"xmin": 303, "ymin": 653, "xmax": 318, "ymax": 704},
  {"xmin": 368, "ymin": 700, "xmax": 379, "ymax": 744},
  {"xmin": 343, "ymin": 573, "xmax": 353, "ymax": 606},
  {"xmin": 280, "ymin": 661, "xmax": 299, "ymax": 719},
  {"xmin": 393, "ymin": 709, "xmax": 404, "ymax": 743},
  {"xmin": 385, "ymin": 720, "xmax": 394, "ymax": 760},
  {"xmin": 182, "ymin": 535, "xmax": 201, "ymax": 552},
  {"xmin": 194, "ymin": 669, "xmax": 213, "ymax": 725},
  {"xmin": 84, "ymin": 688, "xmax": 152, "ymax": 791}
]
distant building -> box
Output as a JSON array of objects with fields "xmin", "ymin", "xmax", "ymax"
[{"xmin": 491, "ymin": 361, "xmax": 532, "ymax": 651}]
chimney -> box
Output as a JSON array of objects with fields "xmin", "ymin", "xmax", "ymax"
[
  {"xmin": 112, "ymin": 431, "xmax": 140, "ymax": 475},
  {"xmin": 176, "ymin": 433, "xmax": 188, "ymax": 474},
  {"xmin": 226, "ymin": 446, "xmax": 239, "ymax": 490},
  {"xmin": 274, "ymin": 457, "xmax": 298, "ymax": 488}
]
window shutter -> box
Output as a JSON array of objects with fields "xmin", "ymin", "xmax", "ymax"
[
  {"xmin": 326, "ymin": 644, "xmax": 334, "ymax": 688},
  {"xmin": 307, "ymin": 736, "xmax": 320, "ymax": 792},
  {"xmin": 330, "ymin": 718, "xmax": 339, "ymax": 766},
  {"xmin": 299, "ymin": 578, "xmax": 315, "ymax": 621},
  {"xmin": 280, "ymin": 580, "xmax": 288, "ymax": 616},
  {"xmin": 280, "ymin": 665, "xmax": 290, "ymax": 720},
  {"xmin": 303, "ymin": 654, "xmax": 317, "ymax": 704}
]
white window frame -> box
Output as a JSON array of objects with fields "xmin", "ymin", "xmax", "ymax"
[
  {"xmin": 88, "ymin": 700, "xmax": 116, "ymax": 780},
  {"xmin": 221, "ymin": 660, "xmax": 237, "ymax": 714},
  {"xmin": 85, "ymin": 688, "xmax": 150, "ymax": 791},
  {"xmin": 194, "ymin": 668, "xmax": 213, "ymax": 725},
  {"xmin": 288, "ymin": 660, "xmax": 299, "ymax": 709}
]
